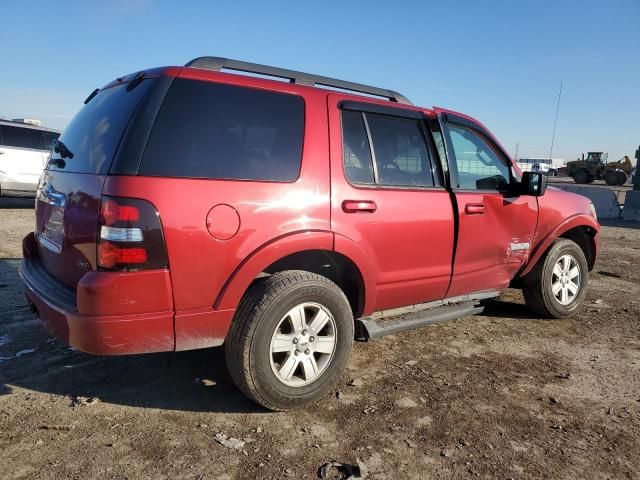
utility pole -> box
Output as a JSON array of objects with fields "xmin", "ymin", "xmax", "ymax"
[
  {"xmin": 514, "ymin": 142, "xmax": 519, "ymax": 161},
  {"xmin": 549, "ymin": 81, "xmax": 563, "ymax": 161}
]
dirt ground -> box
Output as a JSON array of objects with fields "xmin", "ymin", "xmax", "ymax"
[{"xmin": 1, "ymin": 197, "xmax": 639, "ymax": 480}]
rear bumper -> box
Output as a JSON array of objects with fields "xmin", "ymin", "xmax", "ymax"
[{"xmin": 19, "ymin": 232, "xmax": 175, "ymax": 355}]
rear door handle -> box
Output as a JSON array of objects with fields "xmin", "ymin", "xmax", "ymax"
[
  {"xmin": 464, "ymin": 203, "xmax": 485, "ymax": 215},
  {"xmin": 342, "ymin": 200, "xmax": 377, "ymax": 213}
]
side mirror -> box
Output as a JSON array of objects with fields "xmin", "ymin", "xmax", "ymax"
[{"xmin": 521, "ymin": 171, "xmax": 548, "ymax": 196}]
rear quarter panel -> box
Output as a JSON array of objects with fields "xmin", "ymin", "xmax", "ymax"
[{"xmin": 102, "ymin": 76, "xmax": 331, "ymax": 348}]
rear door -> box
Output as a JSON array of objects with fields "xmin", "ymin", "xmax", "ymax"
[
  {"xmin": 436, "ymin": 110, "xmax": 538, "ymax": 297},
  {"xmin": 329, "ymin": 95, "xmax": 455, "ymax": 312}
]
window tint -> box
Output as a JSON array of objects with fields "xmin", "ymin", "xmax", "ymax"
[
  {"xmin": 48, "ymin": 80, "xmax": 153, "ymax": 174},
  {"xmin": 139, "ymin": 79, "xmax": 305, "ymax": 182},
  {"xmin": 1, "ymin": 125, "xmax": 43, "ymax": 149},
  {"xmin": 342, "ymin": 111, "xmax": 374, "ymax": 185},
  {"xmin": 428, "ymin": 120, "xmax": 448, "ymax": 182},
  {"xmin": 367, "ymin": 114, "xmax": 433, "ymax": 187},
  {"xmin": 447, "ymin": 124, "xmax": 510, "ymax": 190}
]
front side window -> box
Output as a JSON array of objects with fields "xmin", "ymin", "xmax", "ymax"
[
  {"xmin": 341, "ymin": 110, "xmax": 435, "ymax": 188},
  {"xmin": 139, "ymin": 79, "xmax": 305, "ymax": 182},
  {"xmin": 447, "ymin": 124, "xmax": 510, "ymax": 190}
]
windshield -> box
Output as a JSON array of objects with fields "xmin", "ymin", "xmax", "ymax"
[{"xmin": 48, "ymin": 80, "xmax": 152, "ymax": 174}]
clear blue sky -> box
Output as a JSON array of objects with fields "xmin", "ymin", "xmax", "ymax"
[{"xmin": 1, "ymin": 0, "xmax": 638, "ymax": 162}]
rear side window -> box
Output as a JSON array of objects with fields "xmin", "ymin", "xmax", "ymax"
[
  {"xmin": 341, "ymin": 109, "xmax": 435, "ymax": 188},
  {"xmin": 1, "ymin": 125, "xmax": 43, "ymax": 150},
  {"xmin": 342, "ymin": 111, "xmax": 374, "ymax": 185},
  {"xmin": 139, "ymin": 79, "xmax": 305, "ymax": 182},
  {"xmin": 48, "ymin": 81, "xmax": 153, "ymax": 174},
  {"xmin": 367, "ymin": 114, "xmax": 433, "ymax": 187}
]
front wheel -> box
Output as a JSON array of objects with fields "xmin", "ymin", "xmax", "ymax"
[
  {"xmin": 605, "ymin": 170, "xmax": 619, "ymax": 186},
  {"xmin": 522, "ymin": 239, "xmax": 589, "ymax": 318},
  {"xmin": 572, "ymin": 169, "xmax": 589, "ymax": 184},
  {"xmin": 225, "ymin": 270, "xmax": 354, "ymax": 411}
]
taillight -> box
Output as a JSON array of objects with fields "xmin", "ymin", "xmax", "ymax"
[{"xmin": 97, "ymin": 196, "xmax": 168, "ymax": 271}]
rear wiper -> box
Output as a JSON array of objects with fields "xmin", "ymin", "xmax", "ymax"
[
  {"xmin": 49, "ymin": 158, "xmax": 66, "ymax": 168},
  {"xmin": 126, "ymin": 71, "xmax": 145, "ymax": 92},
  {"xmin": 53, "ymin": 139, "xmax": 74, "ymax": 159},
  {"xmin": 84, "ymin": 88, "xmax": 100, "ymax": 104}
]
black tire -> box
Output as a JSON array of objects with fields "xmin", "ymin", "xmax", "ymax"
[
  {"xmin": 616, "ymin": 170, "xmax": 627, "ymax": 186},
  {"xmin": 225, "ymin": 270, "xmax": 354, "ymax": 411},
  {"xmin": 585, "ymin": 175, "xmax": 596, "ymax": 184},
  {"xmin": 573, "ymin": 169, "xmax": 589, "ymax": 184},
  {"xmin": 604, "ymin": 170, "xmax": 619, "ymax": 186},
  {"xmin": 522, "ymin": 239, "xmax": 589, "ymax": 318}
]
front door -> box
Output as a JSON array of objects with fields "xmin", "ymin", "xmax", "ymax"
[
  {"xmin": 329, "ymin": 95, "xmax": 455, "ymax": 312},
  {"xmin": 436, "ymin": 111, "xmax": 538, "ymax": 297}
]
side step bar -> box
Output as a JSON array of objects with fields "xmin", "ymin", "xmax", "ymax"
[{"xmin": 356, "ymin": 291, "xmax": 498, "ymax": 340}]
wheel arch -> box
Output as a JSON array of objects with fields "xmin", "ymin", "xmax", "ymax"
[
  {"xmin": 263, "ymin": 250, "xmax": 367, "ymax": 318},
  {"xmin": 519, "ymin": 215, "xmax": 599, "ymax": 278},
  {"xmin": 214, "ymin": 231, "xmax": 373, "ymax": 318}
]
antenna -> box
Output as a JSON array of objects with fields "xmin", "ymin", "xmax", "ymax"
[{"xmin": 549, "ymin": 81, "xmax": 563, "ymax": 160}]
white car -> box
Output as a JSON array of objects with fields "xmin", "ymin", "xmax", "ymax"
[{"xmin": 0, "ymin": 120, "xmax": 60, "ymax": 197}]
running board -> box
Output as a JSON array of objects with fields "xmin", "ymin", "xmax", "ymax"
[{"xmin": 356, "ymin": 291, "xmax": 498, "ymax": 340}]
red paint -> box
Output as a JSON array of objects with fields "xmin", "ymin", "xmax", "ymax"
[
  {"xmin": 445, "ymin": 191, "xmax": 538, "ymax": 297},
  {"xmin": 327, "ymin": 94, "xmax": 455, "ymax": 313},
  {"xmin": 21, "ymin": 271, "xmax": 174, "ymax": 355},
  {"xmin": 519, "ymin": 187, "xmax": 600, "ymax": 277},
  {"xmin": 21, "ymin": 63, "xmax": 600, "ymax": 356},
  {"xmin": 206, "ymin": 204, "xmax": 241, "ymax": 240}
]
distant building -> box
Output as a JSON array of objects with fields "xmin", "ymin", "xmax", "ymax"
[
  {"xmin": 516, "ymin": 157, "xmax": 565, "ymax": 173},
  {"xmin": 11, "ymin": 118, "xmax": 42, "ymax": 127}
]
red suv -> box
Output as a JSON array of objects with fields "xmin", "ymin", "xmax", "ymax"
[{"xmin": 20, "ymin": 57, "xmax": 600, "ymax": 410}]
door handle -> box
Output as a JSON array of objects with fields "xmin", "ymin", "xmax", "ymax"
[
  {"xmin": 464, "ymin": 203, "xmax": 485, "ymax": 215},
  {"xmin": 342, "ymin": 200, "xmax": 377, "ymax": 213}
]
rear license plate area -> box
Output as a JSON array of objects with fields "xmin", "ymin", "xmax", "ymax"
[{"xmin": 39, "ymin": 205, "xmax": 65, "ymax": 253}]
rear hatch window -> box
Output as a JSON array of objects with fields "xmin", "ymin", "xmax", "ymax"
[{"xmin": 48, "ymin": 81, "xmax": 152, "ymax": 174}]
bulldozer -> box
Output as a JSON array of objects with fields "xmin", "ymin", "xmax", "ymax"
[{"xmin": 564, "ymin": 152, "xmax": 633, "ymax": 185}]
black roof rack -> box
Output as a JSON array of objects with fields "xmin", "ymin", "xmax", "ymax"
[{"xmin": 185, "ymin": 56, "xmax": 412, "ymax": 105}]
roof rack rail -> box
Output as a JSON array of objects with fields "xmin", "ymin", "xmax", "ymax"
[{"xmin": 185, "ymin": 56, "xmax": 412, "ymax": 105}]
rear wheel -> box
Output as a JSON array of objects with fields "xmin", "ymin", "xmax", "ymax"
[
  {"xmin": 523, "ymin": 239, "xmax": 589, "ymax": 318},
  {"xmin": 616, "ymin": 170, "xmax": 628, "ymax": 185},
  {"xmin": 573, "ymin": 169, "xmax": 589, "ymax": 184},
  {"xmin": 225, "ymin": 270, "xmax": 354, "ymax": 410}
]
